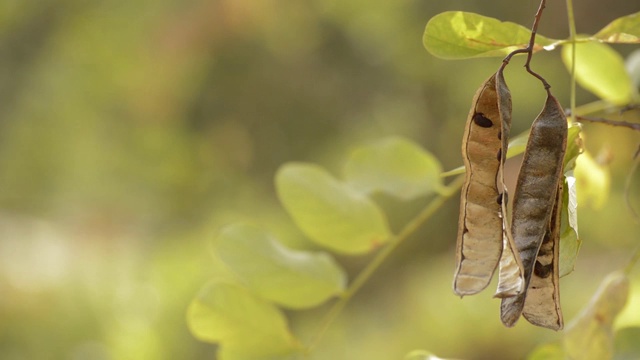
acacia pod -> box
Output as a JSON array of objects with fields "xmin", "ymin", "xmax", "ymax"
[
  {"xmin": 454, "ymin": 70, "xmax": 519, "ymax": 296},
  {"xmin": 494, "ymin": 72, "xmax": 524, "ymax": 299},
  {"xmin": 522, "ymin": 178, "xmax": 564, "ymax": 330},
  {"xmin": 500, "ymin": 94, "xmax": 568, "ymax": 327}
]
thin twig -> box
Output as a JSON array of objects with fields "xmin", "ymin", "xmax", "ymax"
[
  {"xmin": 575, "ymin": 116, "xmax": 640, "ymax": 131},
  {"xmin": 500, "ymin": 0, "xmax": 551, "ymax": 91}
]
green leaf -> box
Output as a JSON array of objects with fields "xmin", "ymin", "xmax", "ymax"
[
  {"xmin": 423, "ymin": 11, "xmax": 554, "ymax": 59},
  {"xmin": 404, "ymin": 350, "xmax": 452, "ymax": 360},
  {"xmin": 594, "ymin": 11, "xmax": 640, "ymax": 44},
  {"xmin": 614, "ymin": 327, "xmax": 640, "ymax": 359},
  {"xmin": 343, "ymin": 137, "xmax": 444, "ymax": 200},
  {"xmin": 564, "ymin": 271, "xmax": 630, "ymax": 360},
  {"xmin": 562, "ymin": 41, "xmax": 635, "ymax": 105},
  {"xmin": 213, "ymin": 223, "xmax": 347, "ymax": 309},
  {"xmin": 527, "ymin": 342, "xmax": 565, "ymax": 360},
  {"xmin": 276, "ymin": 162, "xmax": 391, "ymax": 254},
  {"xmin": 574, "ymin": 150, "xmax": 611, "ymax": 209},
  {"xmin": 559, "ymin": 124, "xmax": 582, "ymax": 277},
  {"xmin": 187, "ymin": 281, "xmax": 302, "ymax": 359}
]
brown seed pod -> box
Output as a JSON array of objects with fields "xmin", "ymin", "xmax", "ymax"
[
  {"xmin": 500, "ymin": 93, "xmax": 568, "ymax": 327},
  {"xmin": 454, "ymin": 70, "xmax": 523, "ymax": 297},
  {"xmin": 522, "ymin": 177, "xmax": 564, "ymax": 330}
]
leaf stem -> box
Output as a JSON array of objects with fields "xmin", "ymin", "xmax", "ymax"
[
  {"xmin": 566, "ymin": 0, "xmax": 577, "ymax": 121},
  {"xmin": 306, "ymin": 175, "xmax": 465, "ymax": 352}
]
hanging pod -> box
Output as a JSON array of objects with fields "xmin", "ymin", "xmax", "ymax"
[
  {"xmin": 500, "ymin": 94, "xmax": 568, "ymax": 329},
  {"xmin": 454, "ymin": 70, "xmax": 523, "ymax": 297}
]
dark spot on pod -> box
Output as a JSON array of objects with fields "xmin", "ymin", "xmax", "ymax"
[
  {"xmin": 498, "ymin": 132, "xmax": 502, "ymax": 140},
  {"xmin": 497, "ymin": 193, "xmax": 503, "ymax": 205},
  {"xmin": 473, "ymin": 113, "xmax": 493, "ymax": 128},
  {"xmin": 463, "ymin": 226, "xmax": 469, "ymax": 234},
  {"xmin": 534, "ymin": 261, "xmax": 553, "ymax": 278},
  {"xmin": 496, "ymin": 148, "xmax": 502, "ymax": 161}
]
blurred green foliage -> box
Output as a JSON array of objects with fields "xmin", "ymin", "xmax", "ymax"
[{"xmin": 1, "ymin": 0, "xmax": 640, "ymax": 359}]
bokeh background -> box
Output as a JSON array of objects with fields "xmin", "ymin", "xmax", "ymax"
[{"xmin": 1, "ymin": 0, "xmax": 639, "ymax": 359}]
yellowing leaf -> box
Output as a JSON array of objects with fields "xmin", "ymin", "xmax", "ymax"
[
  {"xmin": 343, "ymin": 137, "xmax": 444, "ymax": 200},
  {"xmin": 564, "ymin": 271, "xmax": 630, "ymax": 360},
  {"xmin": 405, "ymin": 350, "xmax": 456, "ymax": 360},
  {"xmin": 187, "ymin": 281, "xmax": 302, "ymax": 359},
  {"xmin": 527, "ymin": 342, "xmax": 565, "ymax": 360},
  {"xmin": 594, "ymin": 11, "xmax": 640, "ymax": 44},
  {"xmin": 574, "ymin": 150, "xmax": 610, "ymax": 209},
  {"xmin": 423, "ymin": 11, "xmax": 554, "ymax": 59},
  {"xmin": 213, "ymin": 224, "xmax": 347, "ymax": 309},
  {"xmin": 562, "ymin": 42, "xmax": 635, "ymax": 105},
  {"xmin": 276, "ymin": 163, "xmax": 391, "ymax": 254}
]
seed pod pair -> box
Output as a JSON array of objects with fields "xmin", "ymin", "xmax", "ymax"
[{"xmin": 454, "ymin": 71, "xmax": 568, "ymax": 330}]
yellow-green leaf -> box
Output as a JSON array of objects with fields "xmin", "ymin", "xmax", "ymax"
[
  {"xmin": 574, "ymin": 150, "xmax": 611, "ymax": 209},
  {"xmin": 213, "ymin": 223, "xmax": 346, "ymax": 309},
  {"xmin": 423, "ymin": 11, "xmax": 554, "ymax": 59},
  {"xmin": 344, "ymin": 137, "xmax": 444, "ymax": 200},
  {"xmin": 614, "ymin": 327, "xmax": 640, "ymax": 359},
  {"xmin": 187, "ymin": 281, "xmax": 302, "ymax": 359},
  {"xmin": 564, "ymin": 271, "xmax": 630, "ymax": 360},
  {"xmin": 559, "ymin": 124, "xmax": 582, "ymax": 277},
  {"xmin": 527, "ymin": 342, "xmax": 565, "ymax": 360},
  {"xmin": 404, "ymin": 350, "xmax": 454, "ymax": 360},
  {"xmin": 276, "ymin": 162, "xmax": 391, "ymax": 254},
  {"xmin": 562, "ymin": 42, "xmax": 635, "ymax": 105},
  {"xmin": 594, "ymin": 11, "xmax": 640, "ymax": 44}
]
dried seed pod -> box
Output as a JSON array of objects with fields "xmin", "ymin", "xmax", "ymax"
[
  {"xmin": 500, "ymin": 93, "xmax": 568, "ymax": 327},
  {"xmin": 495, "ymin": 72, "xmax": 524, "ymax": 299},
  {"xmin": 454, "ymin": 70, "xmax": 522, "ymax": 296},
  {"xmin": 522, "ymin": 178, "xmax": 564, "ymax": 330}
]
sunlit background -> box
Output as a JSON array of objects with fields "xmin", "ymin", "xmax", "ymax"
[{"xmin": 1, "ymin": 0, "xmax": 639, "ymax": 359}]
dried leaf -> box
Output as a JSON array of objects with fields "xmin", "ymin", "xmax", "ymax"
[{"xmin": 501, "ymin": 94, "xmax": 568, "ymax": 327}]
